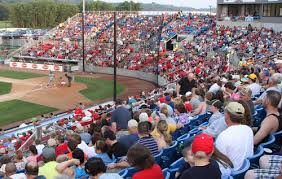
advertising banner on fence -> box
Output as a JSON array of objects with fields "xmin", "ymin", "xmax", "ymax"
[{"xmin": 9, "ymin": 62, "xmax": 63, "ymax": 72}]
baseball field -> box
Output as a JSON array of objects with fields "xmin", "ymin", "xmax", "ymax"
[{"xmin": 0, "ymin": 68, "xmax": 155, "ymax": 128}]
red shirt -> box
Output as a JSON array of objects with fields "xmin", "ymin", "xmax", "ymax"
[
  {"xmin": 132, "ymin": 164, "xmax": 163, "ymax": 179},
  {"xmin": 56, "ymin": 142, "xmax": 68, "ymax": 156}
]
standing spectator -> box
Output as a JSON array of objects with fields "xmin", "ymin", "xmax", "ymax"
[
  {"xmin": 179, "ymin": 134, "xmax": 221, "ymax": 179},
  {"xmin": 177, "ymin": 73, "xmax": 197, "ymax": 96},
  {"xmin": 216, "ymin": 102, "xmax": 254, "ymax": 171},
  {"xmin": 253, "ymin": 90, "xmax": 282, "ymax": 145},
  {"xmin": 127, "ymin": 144, "xmax": 164, "ymax": 179},
  {"xmin": 110, "ymin": 99, "xmax": 132, "ymax": 137},
  {"xmin": 103, "ymin": 129, "xmax": 127, "ymax": 158},
  {"xmin": 85, "ymin": 157, "xmax": 123, "ymax": 179},
  {"xmin": 118, "ymin": 119, "xmax": 139, "ymax": 150}
]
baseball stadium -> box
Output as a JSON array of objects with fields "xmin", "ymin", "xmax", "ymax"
[{"xmin": 0, "ymin": 0, "xmax": 281, "ymax": 178}]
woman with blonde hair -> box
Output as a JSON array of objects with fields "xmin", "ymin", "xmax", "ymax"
[{"xmin": 151, "ymin": 120, "xmax": 172, "ymax": 150}]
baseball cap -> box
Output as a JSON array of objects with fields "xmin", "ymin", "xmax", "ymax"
[
  {"xmin": 47, "ymin": 138, "xmax": 57, "ymax": 147},
  {"xmin": 128, "ymin": 119, "xmax": 138, "ymax": 128},
  {"xmin": 165, "ymin": 96, "xmax": 171, "ymax": 102},
  {"xmin": 185, "ymin": 91, "xmax": 192, "ymax": 97},
  {"xmin": 239, "ymin": 87, "xmax": 252, "ymax": 96},
  {"xmin": 208, "ymin": 99, "xmax": 222, "ymax": 109},
  {"xmin": 225, "ymin": 102, "xmax": 245, "ymax": 116},
  {"xmin": 31, "ymin": 118, "xmax": 38, "ymax": 122},
  {"xmin": 248, "ymin": 73, "xmax": 257, "ymax": 80},
  {"xmin": 192, "ymin": 133, "xmax": 214, "ymax": 154}
]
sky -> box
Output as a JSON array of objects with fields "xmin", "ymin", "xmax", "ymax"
[{"xmin": 104, "ymin": 0, "xmax": 217, "ymax": 9}]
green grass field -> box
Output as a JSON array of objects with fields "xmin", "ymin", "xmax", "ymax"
[
  {"xmin": 0, "ymin": 70, "xmax": 45, "ymax": 79},
  {"xmin": 0, "ymin": 81, "xmax": 11, "ymax": 95},
  {"xmin": 75, "ymin": 77, "xmax": 125, "ymax": 101},
  {"xmin": 0, "ymin": 21, "xmax": 13, "ymax": 28},
  {"xmin": 0, "ymin": 100, "xmax": 57, "ymax": 126}
]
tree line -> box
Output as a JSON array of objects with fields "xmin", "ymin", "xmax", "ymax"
[{"xmin": 0, "ymin": 0, "xmax": 142, "ymax": 28}]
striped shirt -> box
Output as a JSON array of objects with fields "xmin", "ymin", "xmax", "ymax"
[{"xmin": 137, "ymin": 136, "xmax": 159, "ymax": 156}]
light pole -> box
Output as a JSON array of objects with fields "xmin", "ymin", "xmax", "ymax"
[
  {"xmin": 82, "ymin": 0, "xmax": 85, "ymax": 72},
  {"xmin": 113, "ymin": 11, "xmax": 117, "ymax": 102},
  {"xmin": 209, "ymin": 5, "xmax": 212, "ymax": 17}
]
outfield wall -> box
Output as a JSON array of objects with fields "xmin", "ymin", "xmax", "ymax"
[{"xmin": 82, "ymin": 63, "xmax": 168, "ymax": 87}]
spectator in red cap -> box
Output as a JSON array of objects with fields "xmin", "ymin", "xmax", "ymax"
[{"xmin": 179, "ymin": 133, "xmax": 221, "ymax": 179}]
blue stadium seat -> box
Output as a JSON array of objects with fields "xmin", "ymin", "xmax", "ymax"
[
  {"xmin": 163, "ymin": 168, "xmax": 171, "ymax": 179},
  {"xmin": 247, "ymin": 145, "xmax": 264, "ymax": 168},
  {"xmin": 198, "ymin": 121, "xmax": 209, "ymax": 128},
  {"xmin": 161, "ymin": 141, "xmax": 178, "ymax": 168},
  {"xmin": 260, "ymin": 134, "xmax": 275, "ymax": 148},
  {"xmin": 168, "ymin": 157, "xmax": 185, "ymax": 179},
  {"xmin": 188, "ymin": 128, "xmax": 201, "ymax": 137},
  {"xmin": 231, "ymin": 159, "xmax": 250, "ymax": 179},
  {"xmin": 118, "ymin": 167, "xmax": 138, "ymax": 178},
  {"xmin": 154, "ymin": 150, "xmax": 164, "ymax": 166},
  {"xmin": 118, "ymin": 168, "xmax": 129, "ymax": 178}
]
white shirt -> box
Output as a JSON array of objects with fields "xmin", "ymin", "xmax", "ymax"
[
  {"xmin": 36, "ymin": 144, "xmax": 45, "ymax": 155},
  {"xmin": 209, "ymin": 83, "xmax": 221, "ymax": 93},
  {"xmin": 216, "ymin": 125, "xmax": 254, "ymax": 171},
  {"xmin": 78, "ymin": 141, "xmax": 96, "ymax": 158},
  {"xmin": 248, "ymin": 83, "xmax": 262, "ymax": 96}
]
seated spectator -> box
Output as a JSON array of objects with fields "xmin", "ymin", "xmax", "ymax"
[
  {"xmin": 55, "ymin": 136, "xmax": 69, "ymax": 157},
  {"xmin": 202, "ymin": 100, "xmax": 227, "ymax": 138},
  {"xmin": 175, "ymin": 146, "xmax": 194, "ymax": 179},
  {"xmin": 137, "ymin": 121, "xmax": 159, "ymax": 156},
  {"xmin": 247, "ymin": 73, "xmax": 262, "ymax": 97},
  {"xmin": 245, "ymin": 155, "xmax": 282, "ymax": 179},
  {"xmin": 66, "ymin": 139, "xmax": 78, "ymax": 159},
  {"xmin": 38, "ymin": 147, "xmax": 59, "ymax": 179},
  {"xmin": 35, "ymin": 139, "xmax": 45, "ymax": 156},
  {"xmin": 0, "ymin": 154, "xmax": 11, "ymax": 173},
  {"xmin": 127, "ymin": 144, "xmax": 164, "ymax": 179},
  {"xmin": 160, "ymin": 103, "xmax": 176, "ymax": 125},
  {"xmin": 191, "ymin": 92, "xmax": 211, "ymax": 116},
  {"xmin": 85, "ymin": 157, "xmax": 123, "ymax": 179},
  {"xmin": 13, "ymin": 150, "xmax": 26, "ymax": 172},
  {"xmin": 179, "ymin": 134, "xmax": 221, "ymax": 179},
  {"xmin": 103, "ymin": 129, "xmax": 127, "ymax": 158},
  {"xmin": 239, "ymin": 87, "xmax": 255, "ymax": 115},
  {"xmin": 76, "ymin": 126, "xmax": 92, "ymax": 145},
  {"xmin": 216, "ymin": 102, "xmax": 254, "ymax": 171},
  {"xmin": 175, "ymin": 102, "xmax": 190, "ymax": 125},
  {"xmin": 95, "ymin": 140, "xmax": 113, "ymax": 165},
  {"xmin": 26, "ymin": 145, "xmax": 38, "ymax": 163},
  {"xmin": 253, "ymin": 90, "xmax": 282, "ymax": 145},
  {"xmin": 151, "ymin": 120, "xmax": 172, "ymax": 150},
  {"xmin": 5, "ymin": 162, "xmax": 27, "ymax": 179},
  {"xmin": 118, "ymin": 119, "xmax": 139, "ymax": 151},
  {"xmin": 72, "ymin": 133, "xmax": 93, "ymax": 158},
  {"xmin": 25, "ymin": 162, "xmax": 42, "ymax": 179}
]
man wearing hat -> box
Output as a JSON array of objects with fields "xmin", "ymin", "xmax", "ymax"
[
  {"xmin": 216, "ymin": 102, "xmax": 254, "ymax": 171},
  {"xmin": 179, "ymin": 133, "xmax": 221, "ymax": 179},
  {"xmin": 239, "ymin": 87, "xmax": 255, "ymax": 115},
  {"xmin": 247, "ymin": 73, "xmax": 261, "ymax": 97},
  {"xmin": 202, "ymin": 100, "xmax": 227, "ymax": 138}
]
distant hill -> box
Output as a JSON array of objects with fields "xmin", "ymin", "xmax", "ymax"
[{"xmin": 0, "ymin": 0, "xmax": 216, "ymax": 12}]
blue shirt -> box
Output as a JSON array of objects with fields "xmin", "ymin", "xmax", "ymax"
[
  {"xmin": 118, "ymin": 134, "xmax": 139, "ymax": 150},
  {"xmin": 111, "ymin": 107, "xmax": 132, "ymax": 130},
  {"xmin": 96, "ymin": 153, "xmax": 113, "ymax": 166}
]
